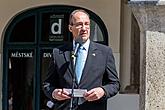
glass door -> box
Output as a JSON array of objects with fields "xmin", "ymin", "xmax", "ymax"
[
  {"xmin": 40, "ymin": 49, "xmax": 53, "ymax": 110},
  {"xmin": 8, "ymin": 49, "xmax": 35, "ymax": 110}
]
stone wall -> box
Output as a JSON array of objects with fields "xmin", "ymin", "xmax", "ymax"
[
  {"xmin": 146, "ymin": 31, "xmax": 165, "ymax": 110},
  {"xmin": 130, "ymin": 3, "xmax": 165, "ymax": 110}
]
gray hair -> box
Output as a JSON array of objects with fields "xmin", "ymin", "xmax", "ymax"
[{"xmin": 69, "ymin": 9, "xmax": 90, "ymax": 25}]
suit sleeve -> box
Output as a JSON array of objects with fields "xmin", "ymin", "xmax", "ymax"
[
  {"xmin": 101, "ymin": 48, "xmax": 120, "ymax": 98},
  {"xmin": 42, "ymin": 49, "xmax": 59, "ymax": 100}
]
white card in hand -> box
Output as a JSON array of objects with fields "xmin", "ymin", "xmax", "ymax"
[{"xmin": 64, "ymin": 88, "xmax": 87, "ymax": 97}]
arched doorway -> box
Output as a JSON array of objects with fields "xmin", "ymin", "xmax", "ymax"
[{"xmin": 3, "ymin": 5, "xmax": 108, "ymax": 110}]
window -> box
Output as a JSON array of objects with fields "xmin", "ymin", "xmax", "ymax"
[{"xmin": 9, "ymin": 15, "xmax": 36, "ymax": 43}]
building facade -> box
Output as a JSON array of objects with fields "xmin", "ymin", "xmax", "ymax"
[{"xmin": 3, "ymin": 0, "xmax": 164, "ymax": 110}]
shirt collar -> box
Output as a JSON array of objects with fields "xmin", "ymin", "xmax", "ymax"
[{"xmin": 73, "ymin": 39, "xmax": 90, "ymax": 51}]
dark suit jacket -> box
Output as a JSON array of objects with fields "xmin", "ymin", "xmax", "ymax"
[{"xmin": 43, "ymin": 41, "xmax": 120, "ymax": 110}]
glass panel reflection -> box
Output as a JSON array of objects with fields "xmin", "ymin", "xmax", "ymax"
[
  {"xmin": 90, "ymin": 20, "xmax": 104, "ymax": 42},
  {"xmin": 8, "ymin": 49, "xmax": 34, "ymax": 110}
]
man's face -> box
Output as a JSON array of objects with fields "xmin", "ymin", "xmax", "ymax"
[{"xmin": 69, "ymin": 11, "xmax": 90, "ymax": 43}]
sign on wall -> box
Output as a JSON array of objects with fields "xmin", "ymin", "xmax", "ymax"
[
  {"xmin": 10, "ymin": 50, "xmax": 33, "ymax": 58},
  {"xmin": 49, "ymin": 14, "xmax": 64, "ymax": 41},
  {"xmin": 42, "ymin": 13, "xmax": 68, "ymax": 42}
]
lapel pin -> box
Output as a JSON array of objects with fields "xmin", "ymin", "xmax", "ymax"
[{"xmin": 92, "ymin": 53, "xmax": 96, "ymax": 56}]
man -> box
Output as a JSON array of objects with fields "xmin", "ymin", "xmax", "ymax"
[{"xmin": 43, "ymin": 9, "xmax": 120, "ymax": 110}]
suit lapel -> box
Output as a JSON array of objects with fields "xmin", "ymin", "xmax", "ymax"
[{"xmin": 62, "ymin": 43, "xmax": 75, "ymax": 79}]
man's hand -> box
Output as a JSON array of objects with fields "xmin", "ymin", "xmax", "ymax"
[
  {"xmin": 52, "ymin": 89, "xmax": 71, "ymax": 101},
  {"xmin": 84, "ymin": 87, "xmax": 105, "ymax": 101}
]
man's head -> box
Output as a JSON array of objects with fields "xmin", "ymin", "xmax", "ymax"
[{"xmin": 68, "ymin": 9, "xmax": 90, "ymax": 43}]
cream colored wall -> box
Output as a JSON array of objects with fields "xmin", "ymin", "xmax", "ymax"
[
  {"xmin": 0, "ymin": 54, "xmax": 1, "ymax": 110},
  {"xmin": 0, "ymin": 0, "xmax": 120, "ymax": 52},
  {"xmin": 120, "ymin": 3, "xmax": 132, "ymax": 92},
  {"xmin": 0, "ymin": 0, "xmax": 121, "ymax": 109}
]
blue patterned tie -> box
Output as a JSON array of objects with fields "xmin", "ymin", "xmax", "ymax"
[{"xmin": 75, "ymin": 46, "xmax": 86, "ymax": 83}]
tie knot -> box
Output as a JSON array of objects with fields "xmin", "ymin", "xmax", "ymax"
[{"xmin": 79, "ymin": 46, "xmax": 85, "ymax": 50}]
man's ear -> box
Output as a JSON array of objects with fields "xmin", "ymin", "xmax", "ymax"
[{"xmin": 68, "ymin": 25, "xmax": 72, "ymax": 32}]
